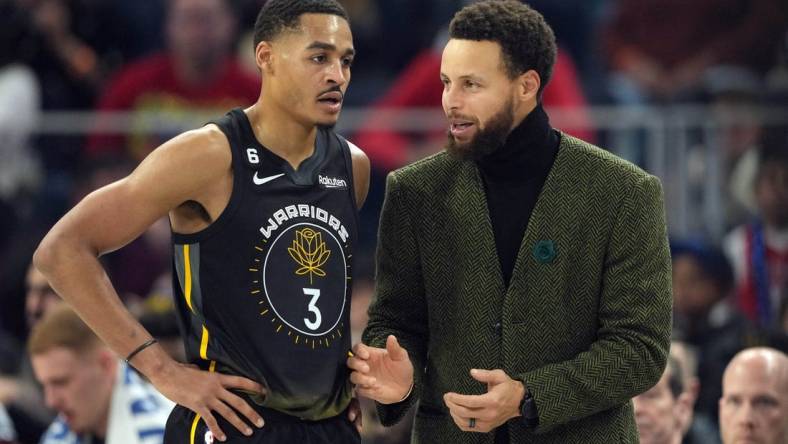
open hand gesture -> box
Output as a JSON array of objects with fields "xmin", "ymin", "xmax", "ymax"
[{"xmin": 347, "ymin": 335, "xmax": 414, "ymax": 404}]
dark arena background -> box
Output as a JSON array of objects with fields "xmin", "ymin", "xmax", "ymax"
[{"xmin": 0, "ymin": 1, "xmax": 786, "ymax": 443}]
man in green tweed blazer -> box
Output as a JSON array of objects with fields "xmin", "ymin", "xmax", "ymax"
[{"xmin": 348, "ymin": 1, "xmax": 672, "ymax": 443}]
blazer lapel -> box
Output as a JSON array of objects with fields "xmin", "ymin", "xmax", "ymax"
[
  {"xmin": 507, "ymin": 138, "xmax": 572, "ymax": 298},
  {"xmin": 445, "ymin": 160, "xmax": 507, "ymax": 299}
]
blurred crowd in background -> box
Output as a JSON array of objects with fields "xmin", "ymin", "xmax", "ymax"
[{"xmin": 0, "ymin": 0, "xmax": 787, "ymax": 443}]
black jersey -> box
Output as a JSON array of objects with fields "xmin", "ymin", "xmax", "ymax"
[{"xmin": 170, "ymin": 108, "xmax": 358, "ymax": 421}]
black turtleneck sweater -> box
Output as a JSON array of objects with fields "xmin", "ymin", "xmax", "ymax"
[{"xmin": 477, "ymin": 104, "xmax": 559, "ymax": 288}]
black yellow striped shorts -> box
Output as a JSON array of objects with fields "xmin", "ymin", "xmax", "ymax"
[{"xmin": 163, "ymin": 404, "xmax": 361, "ymax": 444}]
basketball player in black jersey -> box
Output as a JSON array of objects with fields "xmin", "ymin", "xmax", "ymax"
[{"xmin": 33, "ymin": 1, "xmax": 369, "ymax": 442}]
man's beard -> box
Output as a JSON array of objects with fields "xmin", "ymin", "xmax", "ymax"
[{"xmin": 445, "ymin": 99, "xmax": 515, "ymax": 161}]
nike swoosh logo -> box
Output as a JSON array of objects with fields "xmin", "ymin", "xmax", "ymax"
[{"xmin": 253, "ymin": 172, "xmax": 285, "ymax": 185}]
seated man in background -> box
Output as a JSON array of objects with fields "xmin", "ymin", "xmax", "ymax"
[
  {"xmin": 86, "ymin": 0, "xmax": 260, "ymax": 162},
  {"xmin": 0, "ymin": 261, "xmax": 64, "ymax": 443},
  {"xmin": 670, "ymin": 240, "xmax": 758, "ymax": 426},
  {"xmin": 724, "ymin": 130, "xmax": 788, "ymax": 330},
  {"xmin": 29, "ymin": 305, "xmax": 173, "ymax": 444},
  {"xmin": 669, "ymin": 341, "xmax": 721, "ymax": 444},
  {"xmin": 24, "ymin": 262, "xmax": 64, "ymax": 328},
  {"xmin": 633, "ymin": 355, "xmax": 691, "ymax": 444},
  {"xmin": 719, "ymin": 347, "xmax": 788, "ymax": 444}
]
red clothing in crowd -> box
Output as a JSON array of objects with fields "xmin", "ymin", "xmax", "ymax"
[
  {"xmin": 352, "ymin": 48, "xmax": 595, "ymax": 172},
  {"xmin": 86, "ymin": 53, "xmax": 260, "ymax": 161},
  {"xmin": 725, "ymin": 223, "xmax": 788, "ymax": 327}
]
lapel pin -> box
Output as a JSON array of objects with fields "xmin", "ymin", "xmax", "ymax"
[{"xmin": 533, "ymin": 240, "xmax": 557, "ymax": 264}]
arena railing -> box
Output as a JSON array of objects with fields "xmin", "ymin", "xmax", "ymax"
[{"xmin": 29, "ymin": 104, "xmax": 788, "ymax": 240}]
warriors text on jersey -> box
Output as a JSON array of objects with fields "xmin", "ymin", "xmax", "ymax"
[{"xmin": 170, "ymin": 108, "xmax": 359, "ymax": 420}]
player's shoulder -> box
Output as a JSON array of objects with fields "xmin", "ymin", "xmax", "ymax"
[
  {"xmin": 341, "ymin": 137, "xmax": 370, "ymax": 171},
  {"xmin": 172, "ymin": 124, "xmax": 229, "ymax": 156},
  {"xmin": 559, "ymin": 133, "xmax": 655, "ymax": 189},
  {"xmin": 144, "ymin": 124, "xmax": 232, "ymax": 178},
  {"xmin": 390, "ymin": 151, "xmax": 459, "ymax": 187}
]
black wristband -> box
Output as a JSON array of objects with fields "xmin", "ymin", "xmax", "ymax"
[{"xmin": 125, "ymin": 338, "xmax": 158, "ymax": 364}]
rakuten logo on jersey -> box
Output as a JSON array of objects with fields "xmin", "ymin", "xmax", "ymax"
[{"xmin": 318, "ymin": 175, "xmax": 348, "ymax": 189}]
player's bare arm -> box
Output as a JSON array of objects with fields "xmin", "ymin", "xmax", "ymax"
[{"xmin": 33, "ymin": 126, "xmax": 265, "ymax": 442}]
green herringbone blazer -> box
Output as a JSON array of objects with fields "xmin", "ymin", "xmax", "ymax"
[{"xmin": 363, "ymin": 135, "xmax": 672, "ymax": 443}]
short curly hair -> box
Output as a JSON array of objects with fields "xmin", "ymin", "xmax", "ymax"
[
  {"xmin": 449, "ymin": 0, "xmax": 557, "ymax": 96},
  {"xmin": 253, "ymin": 0, "xmax": 349, "ymax": 48}
]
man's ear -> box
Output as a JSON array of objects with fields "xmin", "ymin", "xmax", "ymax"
[
  {"xmin": 517, "ymin": 69, "xmax": 541, "ymax": 103},
  {"xmin": 256, "ymin": 41, "xmax": 275, "ymax": 75}
]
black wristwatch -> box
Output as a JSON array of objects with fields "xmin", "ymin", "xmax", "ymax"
[{"xmin": 519, "ymin": 388, "xmax": 539, "ymax": 428}]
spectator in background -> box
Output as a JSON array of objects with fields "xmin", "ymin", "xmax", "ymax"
[
  {"xmin": 0, "ymin": 0, "xmax": 139, "ymax": 223},
  {"xmin": 601, "ymin": 0, "xmax": 787, "ymax": 104},
  {"xmin": 0, "ymin": 262, "xmax": 62, "ymax": 444},
  {"xmin": 672, "ymin": 241, "xmax": 743, "ymax": 342},
  {"xmin": 718, "ymin": 347, "xmax": 788, "ymax": 444},
  {"xmin": 24, "ymin": 262, "xmax": 63, "ymax": 328},
  {"xmin": 724, "ymin": 129, "xmax": 788, "ymax": 330},
  {"xmin": 670, "ymin": 240, "xmax": 760, "ymax": 429},
  {"xmin": 3, "ymin": 0, "xmax": 120, "ymax": 110},
  {"xmin": 633, "ymin": 355, "xmax": 691, "ymax": 444},
  {"xmin": 0, "ymin": 55, "xmax": 42, "ymax": 208},
  {"xmin": 29, "ymin": 305, "xmax": 172, "ymax": 444},
  {"xmin": 669, "ymin": 342, "xmax": 722, "ymax": 444},
  {"xmin": 698, "ymin": 67, "xmax": 766, "ymax": 228},
  {"xmin": 705, "ymin": 68, "xmax": 765, "ymax": 169},
  {"xmin": 86, "ymin": 0, "xmax": 260, "ymax": 162},
  {"xmin": 0, "ymin": 2, "xmax": 44, "ymax": 248},
  {"xmin": 3, "ymin": 256, "xmax": 181, "ymax": 444},
  {"xmin": 17, "ymin": 0, "xmax": 103, "ymax": 94},
  {"xmin": 0, "ymin": 227, "xmax": 48, "ymax": 356}
]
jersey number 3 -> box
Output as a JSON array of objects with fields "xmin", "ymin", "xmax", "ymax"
[{"xmin": 303, "ymin": 288, "xmax": 321, "ymax": 331}]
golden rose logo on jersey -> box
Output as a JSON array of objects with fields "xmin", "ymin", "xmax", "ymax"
[
  {"xmin": 250, "ymin": 220, "xmax": 350, "ymax": 349},
  {"xmin": 288, "ymin": 228, "xmax": 331, "ymax": 284}
]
